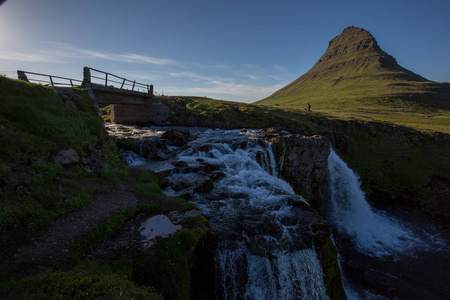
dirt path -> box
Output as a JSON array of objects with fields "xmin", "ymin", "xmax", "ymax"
[{"xmin": 0, "ymin": 188, "xmax": 137, "ymax": 275}]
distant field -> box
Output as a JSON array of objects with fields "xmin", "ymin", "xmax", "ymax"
[{"xmin": 288, "ymin": 106, "xmax": 450, "ymax": 134}]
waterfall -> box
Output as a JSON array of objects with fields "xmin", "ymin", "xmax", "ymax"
[
  {"xmin": 326, "ymin": 147, "xmax": 426, "ymax": 257},
  {"xmin": 125, "ymin": 128, "xmax": 330, "ymax": 299},
  {"xmin": 216, "ymin": 241, "xmax": 328, "ymax": 300}
]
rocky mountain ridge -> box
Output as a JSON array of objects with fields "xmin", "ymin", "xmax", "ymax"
[{"xmin": 256, "ymin": 26, "xmax": 450, "ymax": 116}]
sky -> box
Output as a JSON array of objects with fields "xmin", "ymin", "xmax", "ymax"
[{"xmin": 1, "ymin": 0, "xmax": 449, "ymax": 102}]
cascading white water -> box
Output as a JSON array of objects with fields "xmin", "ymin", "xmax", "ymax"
[
  {"xmin": 327, "ymin": 147, "xmax": 425, "ymax": 257},
  {"xmin": 216, "ymin": 241, "xmax": 328, "ymax": 300},
  {"xmin": 131, "ymin": 128, "xmax": 330, "ymax": 299}
]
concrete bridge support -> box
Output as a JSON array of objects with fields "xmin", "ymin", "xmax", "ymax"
[
  {"xmin": 110, "ymin": 102, "xmax": 173, "ymax": 125},
  {"xmin": 82, "ymin": 67, "xmax": 173, "ymax": 125}
]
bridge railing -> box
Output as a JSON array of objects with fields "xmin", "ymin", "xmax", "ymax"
[
  {"xmin": 87, "ymin": 67, "xmax": 152, "ymax": 93},
  {"xmin": 17, "ymin": 70, "xmax": 82, "ymax": 88}
]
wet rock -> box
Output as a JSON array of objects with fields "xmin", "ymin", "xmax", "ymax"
[
  {"xmin": 141, "ymin": 139, "xmax": 169, "ymax": 160},
  {"xmin": 259, "ymin": 132, "xmax": 330, "ymax": 208},
  {"xmin": 190, "ymin": 232, "xmax": 217, "ymax": 300},
  {"xmin": 194, "ymin": 163, "xmax": 220, "ymax": 176},
  {"xmin": 171, "ymin": 160, "xmax": 188, "ymax": 168},
  {"xmin": 116, "ymin": 138, "xmax": 140, "ymax": 154},
  {"xmin": 170, "ymin": 179, "xmax": 190, "ymax": 191},
  {"xmin": 52, "ymin": 149, "xmax": 80, "ymax": 165},
  {"xmin": 162, "ymin": 128, "xmax": 196, "ymax": 146},
  {"xmin": 194, "ymin": 178, "xmax": 214, "ymax": 193},
  {"xmin": 210, "ymin": 171, "xmax": 226, "ymax": 181},
  {"xmin": 167, "ymin": 209, "xmax": 202, "ymax": 225}
]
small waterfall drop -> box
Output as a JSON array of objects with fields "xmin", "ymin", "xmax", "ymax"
[
  {"xmin": 126, "ymin": 128, "xmax": 330, "ymax": 299},
  {"xmin": 327, "ymin": 148, "xmax": 424, "ymax": 257}
]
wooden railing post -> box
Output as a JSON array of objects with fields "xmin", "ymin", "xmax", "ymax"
[
  {"xmin": 49, "ymin": 76, "xmax": 54, "ymax": 87},
  {"xmin": 105, "ymin": 73, "xmax": 108, "ymax": 87},
  {"xmin": 82, "ymin": 67, "xmax": 91, "ymax": 87},
  {"xmin": 120, "ymin": 78, "xmax": 126, "ymax": 89},
  {"xmin": 132, "ymin": 80, "xmax": 136, "ymax": 91},
  {"xmin": 17, "ymin": 70, "xmax": 29, "ymax": 82}
]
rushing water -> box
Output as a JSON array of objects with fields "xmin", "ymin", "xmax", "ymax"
[
  {"xmin": 121, "ymin": 128, "xmax": 330, "ymax": 299},
  {"xmin": 112, "ymin": 125, "xmax": 447, "ymax": 299},
  {"xmin": 326, "ymin": 147, "xmax": 442, "ymax": 258}
]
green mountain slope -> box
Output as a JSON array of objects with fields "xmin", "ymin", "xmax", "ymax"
[{"xmin": 256, "ymin": 26, "xmax": 450, "ymax": 132}]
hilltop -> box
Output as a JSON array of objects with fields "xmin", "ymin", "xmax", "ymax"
[{"xmin": 256, "ymin": 26, "xmax": 450, "ymax": 133}]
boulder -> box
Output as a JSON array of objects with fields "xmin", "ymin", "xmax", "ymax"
[
  {"xmin": 162, "ymin": 128, "xmax": 196, "ymax": 146},
  {"xmin": 53, "ymin": 149, "xmax": 80, "ymax": 165},
  {"xmin": 141, "ymin": 139, "xmax": 169, "ymax": 161},
  {"xmin": 81, "ymin": 156, "xmax": 101, "ymax": 173}
]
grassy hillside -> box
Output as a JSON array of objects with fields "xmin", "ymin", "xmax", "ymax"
[
  {"xmin": 160, "ymin": 95, "xmax": 324, "ymax": 134},
  {"xmin": 256, "ymin": 26, "xmax": 450, "ymax": 133},
  {"xmin": 0, "ymin": 77, "xmax": 207, "ymax": 299}
]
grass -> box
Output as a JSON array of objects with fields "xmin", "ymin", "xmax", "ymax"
[
  {"xmin": 0, "ymin": 77, "xmax": 130, "ymax": 252},
  {"xmin": 0, "ymin": 77, "xmax": 209, "ymax": 299},
  {"xmin": 161, "ymin": 96, "xmax": 323, "ymax": 134},
  {"xmin": 255, "ymin": 28, "xmax": 450, "ymax": 133},
  {"xmin": 343, "ymin": 126, "xmax": 450, "ymax": 205}
]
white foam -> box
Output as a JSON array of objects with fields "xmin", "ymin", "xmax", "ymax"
[{"xmin": 327, "ymin": 148, "xmax": 424, "ymax": 257}]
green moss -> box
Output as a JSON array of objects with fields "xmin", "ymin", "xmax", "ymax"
[
  {"xmin": 316, "ymin": 237, "xmax": 347, "ymax": 300},
  {"xmin": 133, "ymin": 228, "xmax": 207, "ymax": 300}
]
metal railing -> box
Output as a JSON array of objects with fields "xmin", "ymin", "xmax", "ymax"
[
  {"xmin": 87, "ymin": 67, "xmax": 151, "ymax": 93},
  {"xmin": 17, "ymin": 70, "xmax": 82, "ymax": 87}
]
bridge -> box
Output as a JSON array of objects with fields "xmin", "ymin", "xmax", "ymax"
[{"xmin": 17, "ymin": 67, "xmax": 173, "ymax": 125}]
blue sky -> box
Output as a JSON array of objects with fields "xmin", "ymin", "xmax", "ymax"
[{"xmin": 1, "ymin": 0, "xmax": 449, "ymax": 102}]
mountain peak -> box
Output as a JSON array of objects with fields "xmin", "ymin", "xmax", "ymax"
[
  {"xmin": 255, "ymin": 26, "xmax": 450, "ymax": 113},
  {"xmin": 318, "ymin": 26, "xmax": 383, "ymax": 63},
  {"xmin": 306, "ymin": 26, "xmax": 426, "ymax": 81}
]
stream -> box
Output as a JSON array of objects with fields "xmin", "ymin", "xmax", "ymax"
[{"xmin": 108, "ymin": 124, "xmax": 449, "ymax": 299}]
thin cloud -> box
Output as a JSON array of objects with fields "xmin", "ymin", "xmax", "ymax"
[
  {"xmin": 167, "ymin": 81, "xmax": 284, "ymax": 102},
  {"xmin": 0, "ymin": 49, "xmax": 68, "ymax": 63},
  {"xmin": 69, "ymin": 46, "xmax": 178, "ymax": 66},
  {"xmin": 0, "ymin": 52, "xmax": 52, "ymax": 63},
  {"xmin": 0, "ymin": 43, "xmax": 178, "ymax": 66},
  {"xmin": 168, "ymin": 71, "xmax": 214, "ymax": 82}
]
